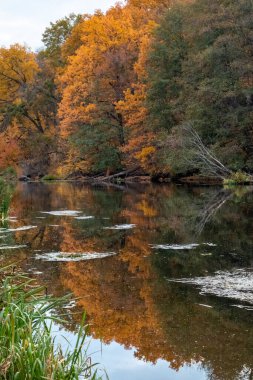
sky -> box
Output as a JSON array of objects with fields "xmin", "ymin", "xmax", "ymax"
[{"xmin": 0, "ymin": 0, "xmax": 117, "ymax": 50}]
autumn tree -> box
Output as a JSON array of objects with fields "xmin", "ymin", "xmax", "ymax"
[
  {"xmin": 116, "ymin": 29, "xmax": 158, "ymax": 174},
  {"xmin": 0, "ymin": 44, "xmax": 58, "ymax": 175},
  {"xmin": 58, "ymin": 5, "xmax": 143, "ymax": 174},
  {"xmin": 57, "ymin": 0, "xmax": 175, "ymax": 176}
]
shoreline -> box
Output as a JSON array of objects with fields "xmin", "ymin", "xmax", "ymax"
[{"xmin": 16, "ymin": 175, "xmax": 253, "ymax": 187}]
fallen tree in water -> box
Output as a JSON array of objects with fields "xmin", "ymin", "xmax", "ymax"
[
  {"xmin": 182, "ymin": 124, "xmax": 232, "ymax": 179},
  {"xmin": 179, "ymin": 124, "xmax": 253, "ymax": 185},
  {"xmin": 89, "ymin": 167, "xmax": 143, "ymax": 183},
  {"xmin": 64, "ymin": 167, "xmax": 147, "ymax": 183}
]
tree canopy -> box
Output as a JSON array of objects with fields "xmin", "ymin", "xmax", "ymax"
[{"xmin": 0, "ymin": 0, "xmax": 252, "ymax": 180}]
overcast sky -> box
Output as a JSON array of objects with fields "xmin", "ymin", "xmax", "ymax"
[{"xmin": 0, "ymin": 0, "xmax": 117, "ymax": 50}]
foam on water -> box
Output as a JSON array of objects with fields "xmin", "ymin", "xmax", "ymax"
[
  {"xmin": 170, "ymin": 269, "xmax": 253, "ymax": 305},
  {"xmin": 36, "ymin": 251, "xmax": 117, "ymax": 262},
  {"xmin": 40, "ymin": 210, "xmax": 82, "ymax": 217},
  {"xmin": 104, "ymin": 224, "xmax": 136, "ymax": 230}
]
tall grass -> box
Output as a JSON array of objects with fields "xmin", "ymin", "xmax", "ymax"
[{"xmin": 0, "ymin": 266, "xmax": 102, "ymax": 380}]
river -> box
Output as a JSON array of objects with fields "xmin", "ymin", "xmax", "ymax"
[{"xmin": 0, "ymin": 182, "xmax": 252, "ymax": 380}]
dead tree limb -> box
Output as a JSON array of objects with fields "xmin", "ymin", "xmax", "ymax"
[
  {"xmin": 182, "ymin": 123, "xmax": 232, "ymax": 179},
  {"xmin": 91, "ymin": 167, "xmax": 141, "ymax": 183}
]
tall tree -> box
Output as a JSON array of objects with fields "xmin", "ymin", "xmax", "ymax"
[
  {"xmin": 42, "ymin": 13, "xmax": 84, "ymax": 67},
  {"xmin": 0, "ymin": 44, "xmax": 58, "ymax": 174}
]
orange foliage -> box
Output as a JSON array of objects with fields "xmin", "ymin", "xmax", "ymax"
[
  {"xmin": 0, "ymin": 131, "xmax": 21, "ymax": 172},
  {"xmin": 57, "ymin": 1, "xmax": 170, "ymax": 174}
]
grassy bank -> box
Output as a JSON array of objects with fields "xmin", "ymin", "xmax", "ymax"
[{"xmin": 0, "ymin": 266, "xmax": 102, "ymax": 380}]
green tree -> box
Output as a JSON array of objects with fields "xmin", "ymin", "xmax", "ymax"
[
  {"xmin": 42, "ymin": 13, "xmax": 84, "ymax": 67},
  {"xmin": 146, "ymin": 0, "xmax": 253, "ymax": 174}
]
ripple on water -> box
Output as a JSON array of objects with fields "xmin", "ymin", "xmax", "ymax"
[
  {"xmin": 35, "ymin": 251, "xmax": 117, "ymax": 262},
  {"xmin": 170, "ymin": 269, "xmax": 253, "ymax": 305}
]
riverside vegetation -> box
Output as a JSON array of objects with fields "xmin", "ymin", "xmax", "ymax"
[
  {"xmin": 0, "ymin": 0, "xmax": 252, "ymax": 184},
  {"xmin": 0, "ymin": 265, "xmax": 101, "ymax": 380}
]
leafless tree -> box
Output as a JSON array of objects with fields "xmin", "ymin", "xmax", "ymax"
[{"xmin": 182, "ymin": 123, "xmax": 232, "ymax": 179}]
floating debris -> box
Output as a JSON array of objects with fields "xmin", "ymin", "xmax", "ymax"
[
  {"xmin": 151, "ymin": 242, "xmax": 216, "ymax": 250},
  {"xmin": 232, "ymin": 304, "xmax": 253, "ymax": 311},
  {"xmin": 36, "ymin": 251, "xmax": 117, "ymax": 262},
  {"xmin": 27, "ymin": 269, "xmax": 43, "ymax": 275},
  {"xmin": 0, "ymin": 245, "xmax": 27, "ymax": 250},
  {"xmin": 170, "ymin": 269, "xmax": 253, "ymax": 305},
  {"xmin": 40, "ymin": 210, "xmax": 82, "ymax": 217},
  {"xmin": 63, "ymin": 300, "xmax": 76, "ymax": 309},
  {"xmin": 7, "ymin": 217, "xmax": 18, "ymax": 222},
  {"xmin": 197, "ymin": 304, "xmax": 213, "ymax": 308},
  {"xmin": 104, "ymin": 224, "xmax": 136, "ymax": 230},
  {"xmin": 0, "ymin": 226, "xmax": 37, "ymax": 232},
  {"xmin": 74, "ymin": 216, "xmax": 94, "ymax": 220}
]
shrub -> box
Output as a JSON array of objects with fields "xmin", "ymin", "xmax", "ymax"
[
  {"xmin": 42, "ymin": 174, "xmax": 59, "ymax": 181},
  {"xmin": 223, "ymin": 171, "xmax": 251, "ymax": 186},
  {"xmin": 0, "ymin": 167, "xmax": 17, "ymax": 179}
]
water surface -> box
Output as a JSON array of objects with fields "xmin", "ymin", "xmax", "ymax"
[{"xmin": 0, "ymin": 182, "xmax": 253, "ymax": 380}]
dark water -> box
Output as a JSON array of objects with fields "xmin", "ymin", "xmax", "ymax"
[{"xmin": 0, "ymin": 182, "xmax": 253, "ymax": 380}]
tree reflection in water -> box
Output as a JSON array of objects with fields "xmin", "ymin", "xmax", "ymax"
[{"xmin": 1, "ymin": 182, "xmax": 253, "ymax": 380}]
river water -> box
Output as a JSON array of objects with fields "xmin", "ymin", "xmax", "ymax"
[{"xmin": 0, "ymin": 182, "xmax": 253, "ymax": 380}]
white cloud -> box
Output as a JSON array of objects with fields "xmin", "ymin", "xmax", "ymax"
[{"xmin": 0, "ymin": 0, "xmax": 117, "ymax": 50}]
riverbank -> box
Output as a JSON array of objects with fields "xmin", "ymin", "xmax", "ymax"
[
  {"xmin": 1, "ymin": 163, "xmax": 252, "ymax": 187},
  {"xmin": 17, "ymin": 173, "xmax": 253, "ymax": 187}
]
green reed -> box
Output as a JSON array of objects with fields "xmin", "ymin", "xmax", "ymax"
[{"xmin": 0, "ymin": 265, "xmax": 102, "ymax": 380}]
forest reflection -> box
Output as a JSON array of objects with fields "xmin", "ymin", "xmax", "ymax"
[{"xmin": 2, "ymin": 182, "xmax": 253, "ymax": 380}]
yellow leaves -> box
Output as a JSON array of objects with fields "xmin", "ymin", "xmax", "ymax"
[
  {"xmin": 135, "ymin": 146, "xmax": 156, "ymax": 163},
  {"xmin": 117, "ymin": 85, "xmax": 148, "ymax": 128},
  {"xmin": 58, "ymin": 3, "xmax": 145, "ymax": 147},
  {"xmin": 0, "ymin": 44, "xmax": 39, "ymax": 99}
]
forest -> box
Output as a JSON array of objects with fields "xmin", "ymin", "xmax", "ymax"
[{"xmin": 0, "ymin": 0, "xmax": 252, "ymax": 184}]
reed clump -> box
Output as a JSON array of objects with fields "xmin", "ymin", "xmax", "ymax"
[{"xmin": 0, "ymin": 265, "xmax": 101, "ymax": 380}]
